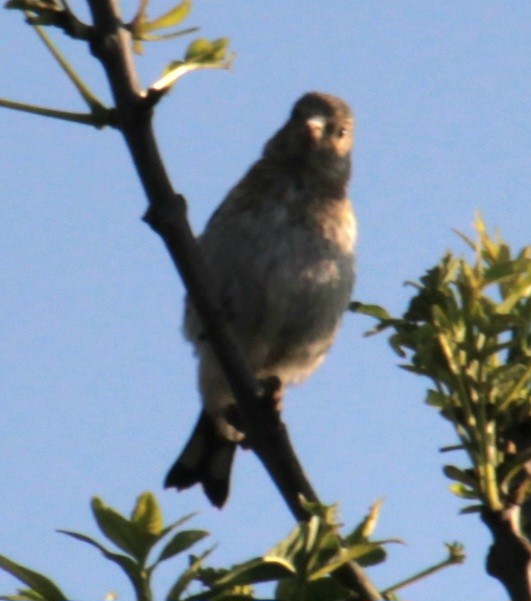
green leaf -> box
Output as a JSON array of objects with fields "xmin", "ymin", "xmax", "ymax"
[
  {"xmin": 16, "ymin": 591, "xmax": 45, "ymax": 601},
  {"xmin": 142, "ymin": 0, "xmax": 192, "ymax": 32},
  {"xmin": 150, "ymin": 38, "xmax": 233, "ymax": 94},
  {"xmin": 57, "ymin": 531, "xmax": 145, "ymax": 597},
  {"xmin": 484, "ymin": 259, "xmax": 530, "ymax": 286},
  {"xmin": 131, "ymin": 491, "xmax": 163, "ymax": 536},
  {"xmin": 308, "ymin": 544, "xmax": 383, "ymax": 580},
  {"xmin": 453, "ymin": 228, "xmax": 477, "ymax": 252},
  {"xmin": 91, "ymin": 497, "xmax": 144, "ymax": 560},
  {"xmin": 349, "ymin": 301, "xmax": 391, "ymax": 320},
  {"xmin": 304, "ymin": 516, "xmax": 320, "ymax": 554},
  {"xmin": 166, "ymin": 548, "xmax": 215, "ymax": 601},
  {"xmin": 268, "ymin": 522, "xmax": 307, "ymax": 565},
  {"xmin": 5, "ymin": 0, "xmax": 62, "ymax": 13},
  {"xmin": 498, "ymin": 448, "xmax": 531, "ymax": 495},
  {"xmin": 494, "ymin": 363, "xmax": 531, "ymax": 412},
  {"xmin": 388, "ymin": 332, "xmax": 408, "ymax": 356},
  {"xmin": 0, "ymin": 596, "xmax": 41, "ymax": 601},
  {"xmin": 298, "ymin": 496, "xmax": 340, "ymax": 525},
  {"xmin": 155, "ymin": 529, "xmax": 209, "ymax": 564},
  {"xmin": 213, "ymin": 556, "xmax": 296, "ymax": 588},
  {"xmin": 184, "ymin": 557, "xmax": 293, "ymax": 599},
  {"xmin": 185, "ymin": 37, "xmax": 229, "ymax": 63},
  {"xmin": 159, "ymin": 512, "xmax": 198, "ymax": 539},
  {"xmin": 0, "ymin": 556, "xmax": 67, "ymax": 601},
  {"xmin": 129, "ymin": 0, "xmax": 197, "ymax": 53},
  {"xmin": 443, "ymin": 465, "xmax": 478, "ymax": 488},
  {"xmin": 0, "ymin": 589, "xmax": 46, "ymax": 601},
  {"xmin": 344, "ymin": 499, "xmax": 383, "ymax": 545},
  {"xmin": 497, "ymin": 282, "xmax": 531, "ymax": 314},
  {"xmin": 425, "ymin": 389, "xmax": 448, "ymax": 409},
  {"xmin": 355, "ymin": 545, "xmax": 387, "ymax": 567},
  {"xmin": 279, "ymin": 577, "xmax": 350, "ymax": 601},
  {"xmin": 459, "ymin": 505, "xmax": 483, "ymax": 514},
  {"xmin": 136, "ymin": 27, "xmax": 199, "ymax": 43},
  {"xmin": 449, "ymin": 483, "xmax": 479, "ymax": 500}
]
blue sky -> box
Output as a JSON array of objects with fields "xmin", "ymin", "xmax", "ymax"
[{"xmin": 1, "ymin": 2, "xmax": 530, "ymax": 600}]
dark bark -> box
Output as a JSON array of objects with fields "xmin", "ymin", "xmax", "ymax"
[
  {"xmin": 482, "ymin": 417, "xmax": 531, "ymax": 601},
  {"xmin": 83, "ymin": 1, "xmax": 381, "ymax": 599},
  {"xmin": 482, "ymin": 508, "xmax": 531, "ymax": 601}
]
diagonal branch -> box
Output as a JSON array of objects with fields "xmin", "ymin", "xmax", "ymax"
[{"xmin": 84, "ymin": 1, "xmax": 381, "ymax": 599}]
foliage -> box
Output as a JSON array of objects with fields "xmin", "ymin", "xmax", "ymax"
[
  {"xmin": 2, "ymin": 0, "xmax": 526, "ymax": 596},
  {"xmin": 2, "ymin": 0, "xmax": 234, "ymax": 125},
  {"xmin": 210, "ymin": 497, "xmax": 394, "ymax": 601},
  {"xmin": 1, "ymin": 493, "xmax": 455, "ymax": 601},
  {"xmin": 129, "ymin": 0, "xmax": 198, "ymax": 55},
  {"xmin": 353, "ymin": 216, "xmax": 531, "ymax": 517},
  {"xmin": 0, "ymin": 493, "xmax": 212, "ymax": 601}
]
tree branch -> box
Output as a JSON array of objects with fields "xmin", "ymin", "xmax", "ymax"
[
  {"xmin": 83, "ymin": 1, "xmax": 381, "ymax": 598},
  {"xmin": 19, "ymin": 1, "xmax": 93, "ymax": 40},
  {"xmin": 482, "ymin": 507, "xmax": 531, "ymax": 601},
  {"xmin": 483, "ymin": 417, "xmax": 531, "ymax": 601}
]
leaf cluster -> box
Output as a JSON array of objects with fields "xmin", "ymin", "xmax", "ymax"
[
  {"xmin": 129, "ymin": 0, "xmax": 198, "ymax": 55},
  {"xmin": 354, "ymin": 216, "xmax": 531, "ymax": 514},
  {"xmin": 2, "ymin": 0, "xmax": 234, "ymax": 126},
  {"xmin": 0, "ymin": 495, "xmax": 414, "ymax": 601},
  {"xmin": 191, "ymin": 497, "xmax": 394, "ymax": 601},
  {"xmin": 0, "ymin": 493, "xmax": 209, "ymax": 601}
]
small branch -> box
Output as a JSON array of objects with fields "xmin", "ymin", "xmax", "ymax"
[
  {"xmin": 21, "ymin": 0, "xmax": 93, "ymax": 40},
  {"xmin": 29, "ymin": 17, "xmax": 106, "ymax": 113},
  {"xmin": 147, "ymin": 57, "xmax": 233, "ymax": 97},
  {"xmin": 2, "ymin": 8, "xmax": 111, "ymax": 126},
  {"xmin": 0, "ymin": 97, "xmax": 111, "ymax": 127},
  {"xmin": 380, "ymin": 543, "xmax": 465, "ymax": 597}
]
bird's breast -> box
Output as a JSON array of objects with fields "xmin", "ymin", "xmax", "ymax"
[{"xmin": 310, "ymin": 197, "xmax": 357, "ymax": 255}]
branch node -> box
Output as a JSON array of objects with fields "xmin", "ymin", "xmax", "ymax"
[
  {"xmin": 22, "ymin": 3, "xmax": 93, "ymax": 40},
  {"xmin": 143, "ymin": 87, "xmax": 166, "ymax": 110},
  {"xmin": 143, "ymin": 193, "xmax": 188, "ymax": 231}
]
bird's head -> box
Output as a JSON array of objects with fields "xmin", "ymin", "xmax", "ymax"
[
  {"xmin": 289, "ymin": 92, "xmax": 354, "ymax": 158},
  {"xmin": 264, "ymin": 92, "xmax": 355, "ymax": 194}
]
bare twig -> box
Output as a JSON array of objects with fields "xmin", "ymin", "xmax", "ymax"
[
  {"xmin": 29, "ymin": 17, "xmax": 105, "ymax": 112},
  {"xmin": 0, "ymin": 97, "xmax": 110, "ymax": 126},
  {"xmin": 380, "ymin": 543, "xmax": 465, "ymax": 598}
]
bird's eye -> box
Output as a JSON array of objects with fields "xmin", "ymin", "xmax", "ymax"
[{"xmin": 337, "ymin": 126, "xmax": 348, "ymax": 138}]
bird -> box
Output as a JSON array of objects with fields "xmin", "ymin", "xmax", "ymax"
[{"xmin": 164, "ymin": 92, "xmax": 356, "ymax": 507}]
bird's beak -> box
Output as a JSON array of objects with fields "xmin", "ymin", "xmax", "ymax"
[{"xmin": 305, "ymin": 115, "xmax": 326, "ymax": 142}]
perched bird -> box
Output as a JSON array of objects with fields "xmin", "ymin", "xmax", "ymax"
[{"xmin": 165, "ymin": 92, "xmax": 356, "ymax": 507}]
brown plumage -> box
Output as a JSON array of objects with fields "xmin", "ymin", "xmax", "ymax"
[{"xmin": 165, "ymin": 92, "xmax": 356, "ymax": 507}]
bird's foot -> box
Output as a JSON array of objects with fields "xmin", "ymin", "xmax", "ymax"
[{"xmin": 259, "ymin": 375, "xmax": 283, "ymax": 413}]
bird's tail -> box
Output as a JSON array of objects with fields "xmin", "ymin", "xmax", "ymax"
[{"xmin": 164, "ymin": 411, "xmax": 236, "ymax": 508}]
